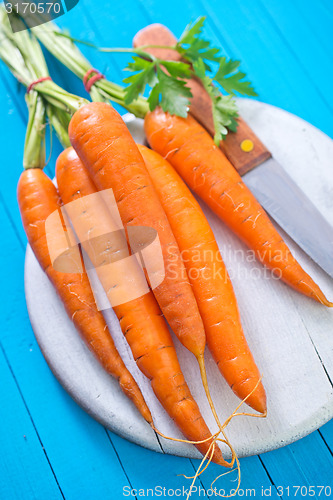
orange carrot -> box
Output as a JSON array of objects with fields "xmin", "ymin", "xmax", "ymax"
[
  {"xmin": 17, "ymin": 167, "xmax": 152, "ymax": 423},
  {"xmin": 144, "ymin": 108, "xmax": 332, "ymax": 307},
  {"xmin": 138, "ymin": 144, "xmax": 266, "ymax": 414},
  {"xmin": 56, "ymin": 147, "xmax": 227, "ymax": 466},
  {"xmin": 68, "ymin": 102, "xmax": 208, "ymax": 359}
]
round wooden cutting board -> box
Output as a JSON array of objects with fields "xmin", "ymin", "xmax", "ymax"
[{"xmin": 24, "ymin": 99, "xmax": 333, "ymax": 460}]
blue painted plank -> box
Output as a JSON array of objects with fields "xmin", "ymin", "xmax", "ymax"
[
  {"xmin": 197, "ymin": 0, "xmax": 333, "ymax": 137},
  {"xmin": 110, "ymin": 433, "xmax": 211, "ymax": 496},
  {"xmin": 319, "ymin": 0, "xmax": 333, "ymax": 17},
  {"xmin": 290, "ymin": 0, "xmax": 333, "ymax": 64},
  {"xmin": 256, "ymin": 0, "xmax": 333, "ymax": 107},
  {"xmin": 259, "ymin": 431, "xmax": 333, "ymax": 499},
  {"xmin": 135, "ymin": 0, "xmax": 237, "ymax": 91},
  {"xmin": 191, "ymin": 453, "xmax": 282, "ymax": 498},
  {"xmin": 136, "ymin": 0, "xmax": 227, "ymax": 55},
  {"xmin": 0, "ymin": 343, "xmax": 63, "ymax": 500}
]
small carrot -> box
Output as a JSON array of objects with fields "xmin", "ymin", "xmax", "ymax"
[
  {"xmin": 56, "ymin": 147, "xmax": 228, "ymax": 466},
  {"xmin": 18, "ymin": 167, "xmax": 152, "ymax": 423},
  {"xmin": 144, "ymin": 108, "xmax": 332, "ymax": 307},
  {"xmin": 138, "ymin": 144, "xmax": 266, "ymax": 414},
  {"xmin": 68, "ymin": 102, "xmax": 207, "ymax": 359}
]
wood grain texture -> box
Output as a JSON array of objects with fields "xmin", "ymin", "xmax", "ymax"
[
  {"xmin": 0, "ymin": 344, "xmax": 63, "ymax": 500},
  {"xmin": 0, "ymin": 0, "xmax": 333, "ymax": 497}
]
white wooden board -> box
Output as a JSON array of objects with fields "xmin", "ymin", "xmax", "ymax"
[{"xmin": 25, "ymin": 99, "xmax": 333, "ymax": 460}]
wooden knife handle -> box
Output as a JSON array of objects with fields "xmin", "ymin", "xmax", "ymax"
[
  {"xmin": 220, "ymin": 119, "xmax": 272, "ymax": 175},
  {"xmin": 134, "ymin": 24, "xmax": 272, "ymax": 175}
]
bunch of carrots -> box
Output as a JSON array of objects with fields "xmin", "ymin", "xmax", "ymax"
[{"xmin": 1, "ymin": 9, "xmax": 332, "ymax": 494}]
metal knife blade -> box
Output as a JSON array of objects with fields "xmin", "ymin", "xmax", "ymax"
[{"xmin": 244, "ymin": 158, "xmax": 333, "ymax": 277}]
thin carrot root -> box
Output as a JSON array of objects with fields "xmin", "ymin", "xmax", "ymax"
[
  {"xmin": 197, "ymin": 354, "xmax": 236, "ymax": 467},
  {"xmin": 151, "ymin": 375, "xmax": 267, "ymax": 499}
]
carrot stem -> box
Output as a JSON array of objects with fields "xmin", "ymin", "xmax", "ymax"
[
  {"xmin": 28, "ymin": 20, "xmax": 150, "ymax": 117},
  {"xmin": 0, "ymin": 8, "xmax": 88, "ymax": 114},
  {"xmin": 23, "ymin": 91, "xmax": 46, "ymax": 169},
  {"xmin": 46, "ymin": 107, "xmax": 71, "ymax": 149}
]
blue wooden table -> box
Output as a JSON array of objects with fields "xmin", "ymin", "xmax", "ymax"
[{"xmin": 1, "ymin": 0, "xmax": 333, "ymax": 498}]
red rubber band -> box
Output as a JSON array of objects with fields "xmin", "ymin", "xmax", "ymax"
[
  {"xmin": 83, "ymin": 68, "xmax": 105, "ymax": 93},
  {"xmin": 83, "ymin": 68, "xmax": 96, "ymax": 87},
  {"xmin": 27, "ymin": 76, "xmax": 52, "ymax": 94}
]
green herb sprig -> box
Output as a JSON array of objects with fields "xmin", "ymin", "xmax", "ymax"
[
  {"xmin": 122, "ymin": 17, "xmax": 257, "ymax": 143},
  {"xmin": 51, "ymin": 16, "xmax": 258, "ymax": 143}
]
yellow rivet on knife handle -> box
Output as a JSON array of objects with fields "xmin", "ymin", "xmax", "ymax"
[{"xmin": 241, "ymin": 139, "xmax": 254, "ymax": 152}]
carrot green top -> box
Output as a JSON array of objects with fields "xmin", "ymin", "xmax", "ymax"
[{"xmin": 0, "ymin": 7, "xmax": 88, "ymax": 115}]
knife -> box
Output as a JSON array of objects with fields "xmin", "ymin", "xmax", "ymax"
[{"xmin": 133, "ymin": 24, "xmax": 333, "ymax": 278}]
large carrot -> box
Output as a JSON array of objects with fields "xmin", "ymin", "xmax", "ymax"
[
  {"xmin": 144, "ymin": 108, "xmax": 332, "ymax": 307},
  {"xmin": 56, "ymin": 147, "xmax": 227, "ymax": 466},
  {"xmin": 17, "ymin": 167, "xmax": 152, "ymax": 423},
  {"xmin": 138, "ymin": 144, "xmax": 266, "ymax": 414}
]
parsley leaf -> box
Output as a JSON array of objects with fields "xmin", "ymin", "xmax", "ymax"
[
  {"xmin": 177, "ymin": 17, "xmax": 206, "ymax": 45},
  {"xmin": 121, "ymin": 16, "xmax": 257, "ymax": 140},
  {"xmin": 160, "ymin": 60, "xmax": 192, "ymax": 78},
  {"xmin": 193, "ymin": 58, "xmax": 238, "ymax": 144},
  {"xmin": 212, "ymin": 95, "xmax": 239, "ymax": 142},
  {"xmin": 147, "ymin": 67, "xmax": 192, "ymax": 117},
  {"xmin": 215, "ymin": 56, "xmax": 257, "ymax": 96},
  {"xmin": 177, "ymin": 17, "xmax": 220, "ymax": 68},
  {"xmin": 123, "ymin": 56, "xmax": 157, "ymax": 104}
]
